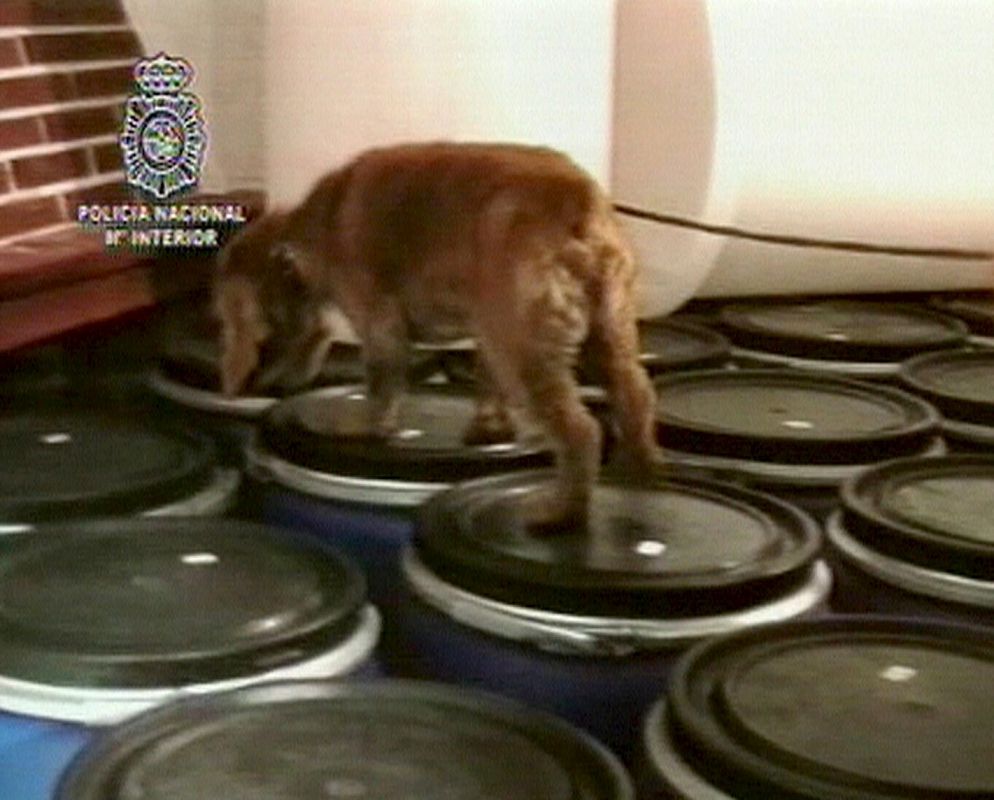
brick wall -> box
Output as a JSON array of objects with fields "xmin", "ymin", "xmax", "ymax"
[{"xmin": 0, "ymin": 0, "xmax": 139, "ymax": 244}]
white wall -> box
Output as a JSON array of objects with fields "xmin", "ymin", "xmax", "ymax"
[{"xmin": 263, "ymin": 0, "xmax": 616, "ymax": 207}]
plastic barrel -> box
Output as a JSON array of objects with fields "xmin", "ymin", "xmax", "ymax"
[
  {"xmin": 931, "ymin": 293, "xmax": 994, "ymax": 349},
  {"xmin": 147, "ymin": 301, "xmax": 439, "ymax": 468},
  {"xmin": 900, "ymin": 348, "xmax": 994, "ymax": 452},
  {"xmin": 441, "ymin": 318, "xmax": 731, "ymax": 388},
  {"xmin": 639, "ymin": 617, "xmax": 994, "ymax": 799},
  {"xmin": 0, "ymin": 518, "xmax": 380, "ymax": 799},
  {"xmin": 716, "ymin": 298, "xmax": 968, "ymax": 381},
  {"xmin": 394, "ymin": 468, "xmax": 830, "ymax": 760},
  {"xmin": 56, "ymin": 680, "xmax": 633, "ymax": 800},
  {"xmin": 0, "ymin": 408, "xmax": 238, "ymax": 531},
  {"xmin": 826, "ymin": 455, "xmax": 994, "ymax": 628},
  {"xmin": 248, "ymin": 385, "xmax": 552, "ymax": 608},
  {"xmin": 654, "ymin": 369, "xmax": 944, "ymax": 519}
]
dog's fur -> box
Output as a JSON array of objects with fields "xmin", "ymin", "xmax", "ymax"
[{"xmin": 215, "ymin": 142, "xmax": 660, "ymax": 527}]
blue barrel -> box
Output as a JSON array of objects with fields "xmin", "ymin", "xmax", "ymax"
[
  {"xmin": 394, "ymin": 468, "xmax": 830, "ymax": 761},
  {"xmin": 248, "ymin": 385, "xmax": 552, "ymax": 612},
  {"xmin": 654, "ymin": 369, "xmax": 944, "ymax": 520},
  {"xmin": 0, "ymin": 518, "xmax": 379, "ymax": 799},
  {"xmin": 826, "ymin": 455, "xmax": 994, "ymax": 628},
  {"xmin": 639, "ymin": 617, "xmax": 994, "ymax": 799},
  {"xmin": 900, "ymin": 348, "xmax": 994, "ymax": 452},
  {"xmin": 715, "ymin": 299, "xmax": 968, "ymax": 380},
  {"xmin": 0, "ymin": 407, "xmax": 239, "ymax": 530},
  {"xmin": 56, "ymin": 681, "xmax": 632, "ymax": 800}
]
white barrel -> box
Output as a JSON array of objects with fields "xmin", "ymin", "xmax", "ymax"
[
  {"xmin": 613, "ymin": 0, "xmax": 994, "ymax": 313},
  {"xmin": 263, "ymin": 0, "xmax": 615, "ymax": 207}
]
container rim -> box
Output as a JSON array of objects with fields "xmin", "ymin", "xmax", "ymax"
[{"xmin": 403, "ymin": 548, "xmax": 831, "ymax": 657}]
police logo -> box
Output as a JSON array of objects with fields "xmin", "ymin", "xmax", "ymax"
[{"xmin": 120, "ymin": 53, "xmax": 206, "ymax": 200}]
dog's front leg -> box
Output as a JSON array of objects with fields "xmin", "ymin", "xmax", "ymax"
[{"xmin": 362, "ymin": 297, "xmax": 409, "ymax": 438}]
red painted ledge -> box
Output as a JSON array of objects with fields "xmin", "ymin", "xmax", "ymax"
[{"xmin": 0, "ymin": 190, "xmax": 265, "ymax": 354}]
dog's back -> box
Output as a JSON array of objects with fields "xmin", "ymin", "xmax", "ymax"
[{"xmin": 285, "ymin": 143, "xmax": 618, "ymax": 338}]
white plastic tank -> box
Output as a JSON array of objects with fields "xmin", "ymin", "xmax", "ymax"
[
  {"xmin": 133, "ymin": 0, "xmax": 994, "ymax": 317},
  {"xmin": 613, "ymin": 0, "xmax": 994, "ymax": 314},
  {"xmin": 262, "ymin": 0, "xmax": 615, "ymax": 206}
]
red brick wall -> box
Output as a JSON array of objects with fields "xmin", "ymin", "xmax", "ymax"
[
  {"xmin": 0, "ymin": 0, "xmax": 139, "ymax": 243},
  {"xmin": 0, "ymin": 1, "xmax": 128, "ymax": 26}
]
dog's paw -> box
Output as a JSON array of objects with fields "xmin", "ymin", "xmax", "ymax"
[
  {"xmin": 461, "ymin": 416, "xmax": 516, "ymax": 446},
  {"xmin": 517, "ymin": 486, "xmax": 589, "ymax": 536},
  {"xmin": 323, "ymin": 407, "xmax": 394, "ymax": 441},
  {"xmin": 611, "ymin": 442, "xmax": 664, "ymax": 480}
]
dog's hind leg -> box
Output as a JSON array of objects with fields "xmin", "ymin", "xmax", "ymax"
[
  {"xmin": 462, "ymin": 349, "xmax": 518, "ymax": 446},
  {"xmin": 585, "ymin": 235, "xmax": 661, "ymax": 471},
  {"xmin": 475, "ymin": 255, "xmax": 603, "ymax": 531}
]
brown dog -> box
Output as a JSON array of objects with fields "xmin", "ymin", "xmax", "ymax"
[{"xmin": 215, "ymin": 142, "xmax": 660, "ymax": 528}]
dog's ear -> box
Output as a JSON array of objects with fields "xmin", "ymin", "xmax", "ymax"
[{"xmin": 215, "ymin": 277, "xmax": 268, "ymax": 396}]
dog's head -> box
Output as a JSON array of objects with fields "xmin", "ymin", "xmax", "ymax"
[{"xmin": 213, "ymin": 213, "xmax": 352, "ymax": 395}]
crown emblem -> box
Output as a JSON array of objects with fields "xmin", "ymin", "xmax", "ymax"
[
  {"xmin": 133, "ymin": 52, "xmax": 193, "ymax": 95},
  {"xmin": 120, "ymin": 52, "xmax": 206, "ymax": 199}
]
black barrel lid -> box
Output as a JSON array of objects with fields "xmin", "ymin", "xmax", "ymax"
[
  {"xmin": 0, "ymin": 518, "xmax": 366, "ymax": 688},
  {"xmin": 840, "ymin": 455, "xmax": 994, "ymax": 579},
  {"xmin": 638, "ymin": 318, "xmax": 731, "ymax": 373},
  {"xmin": 436, "ymin": 342, "xmax": 479, "ymax": 386},
  {"xmin": 578, "ymin": 319, "xmax": 731, "ymax": 386},
  {"xmin": 718, "ymin": 299, "xmax": 968, "ymax": 362},
  {"xmin": 931, "ymin": 294, "xmax": 994, "ymax": 336},
  {"xmin": 661, "ymin": 617, "xmax": 994, "ymax": 800},
  {"xmin": 655, "ymin": 369, "xmax": 939, "ymax": 465},
  {"xmin": 156, "ymin": 305, "xmax": 435, "ymax": 394},
  {"xmin": 258, "ymin": 386, "xmax": 551, "ymax": 482},
  {"xmin": 900, "ymin": 349, "xmax": 994, "ymax": 427},
  {"xmin": 0, "ymin": 409, "xmax": 217, "ymax": 523},
  {"xmin": 415, "ymin": 469, "xmax": 820, "ymax": 616},
  {"xmin": 0, "ymin": 345, "xmax": 68, "ymax": 398},
  {"xmin": 57, "ymin": 680, "xmax": 632, "ymax": 800},
  {"xmin": 444, "ymin": 321, "xmax": 730, "ymax": 389},
  {"xmin": 156, "ymin": 303, "xmax": 225, "ymax": 389}
]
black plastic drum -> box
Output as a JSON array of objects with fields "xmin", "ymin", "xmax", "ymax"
[
  {"xmin": 0, "ymin": 346, "xmax": 69, "ymax": 400},
  {"xmin": 147, "ymin": 304, "xmax": 439, "ymax": 465},
  {"xmin": 396, "ymin": 468, "xmax": 830, "ymax": 759},
  {"xmin": 440, "ymin": 319, "xmax": 730, "ymax": 388},
  {"xmin": 0, "ymin": 408, "xmax": 238, "ymax": 529},
  {"xmin": 655, "ymin": 369, "xmax": 944, "ymax": 518},
  {"xmin": 900, "ymin": 348, "xmax": 994, "ymax": 451},
  {"xmin": 931, "ymin": 293, "xmax": 994, "ymax": 348},
  {"xmin": 56, "ymin": 681, "xmax": 632, "ymax": 800},
  {"xmin": 577, "ymin": 318, "xmax": 731, "ymax": 385},
  {"xmin": 640, "ymin": 617, "xmax": 994, "ymax": 799},
  {"xmin": 827, "ymin": 455, "xmax": 994, "ymax": 627},
  {"xmin": 0, "ymin": 518, "xmax": 379, "ymax": 800},
  {"xmin": 423, "ymin": 338, "xmax": 479, "ymax": 386},
  {"xmin": 718, "ymin": 299, "xmax": 968, "ymax": 379},
  {"xmin": 249, "ymin": 385, "xmax": 552, "ymax": 611}
]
